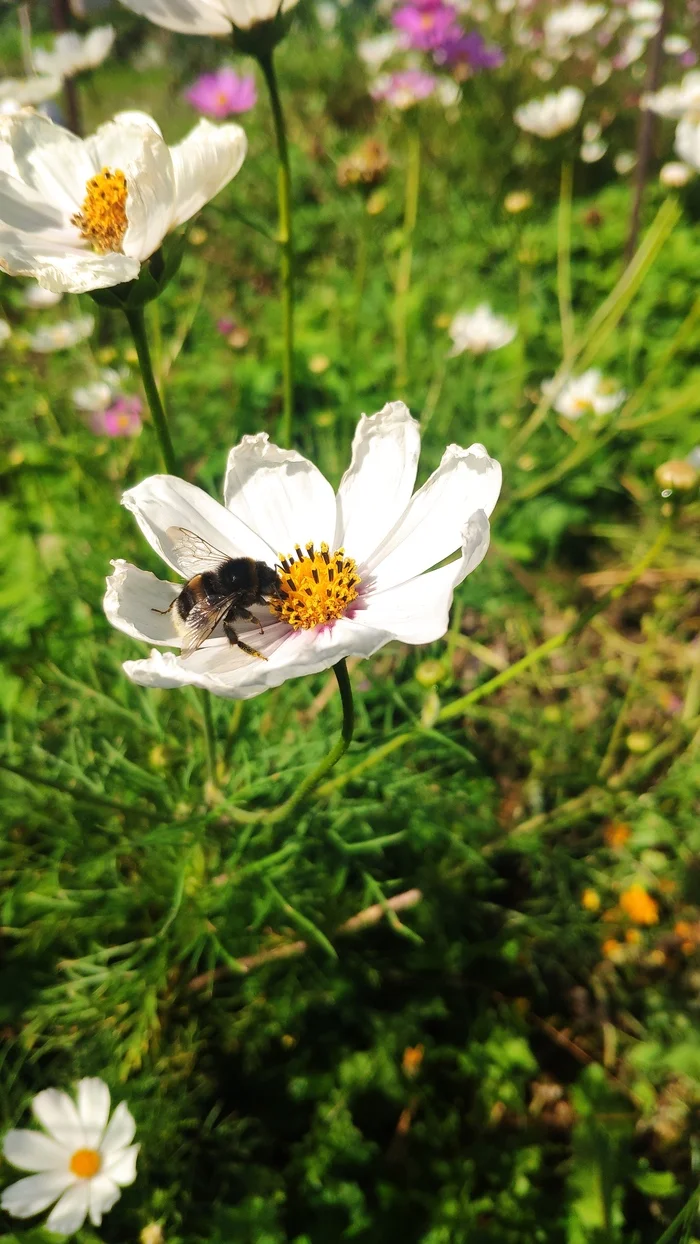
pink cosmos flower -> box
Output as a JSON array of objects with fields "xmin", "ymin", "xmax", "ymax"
[
  {"xmin": 184, "ymin": 68, "xmax": 257, "ymax": 119},
  {"xmin": 371, "ymin": 68, "xmax": 438, "ymax": 109},
  {"xmin": 436, "ymin": 30, "xmax": 504, "ymax": 69},
  {"xmin": 393, "ymin": 1, "xmax": 461, "ymax": 51},
  {"xmin": 92, "ymin": 396, "xmax": 143, "ymax": 438}
]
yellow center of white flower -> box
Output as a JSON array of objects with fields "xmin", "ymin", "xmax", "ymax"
[
  {"xmin": 69, "ymin": 1148, "xmax": 101, "ymax": 1179},
  {"xmin": 72, "ymin": 167, "xmax": 128, "ymax": 254},
  {"xmin": 270, "ymin": 542, "xmax": 360, "ymax": 630},
  {"xmin": 573, "ymin": 397, "xmax": 594, "ymax": 414}
]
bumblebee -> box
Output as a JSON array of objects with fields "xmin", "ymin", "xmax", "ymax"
[{"xmin": 154, "ymin": 527, "xmax": 281, "ymax": 661}]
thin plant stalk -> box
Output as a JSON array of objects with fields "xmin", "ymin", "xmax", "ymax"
[
  {"xmin": 50, "ymin": 0, "xmax": 82, "ymax": 135},
  {"xmin": 258, "ymin": 49, "xmax": 295, "ymax": 447},
  {"xmin": 123, "ymin": 306, "xmax": 178, "ymax": 475},
  {"xmin": 199, "ymin": 689, "xmax": 218, "ymax": 789},
  {"xmin": 625, "ymin": 0, "xmax": 669, "ymax": 262},
  {"xmin": 557, "ymin": 161, "xmax": 574, "ymax": 359},
  {"xmin": 395, "ymin": 127, "xmax": 421, "ymax": 395}
]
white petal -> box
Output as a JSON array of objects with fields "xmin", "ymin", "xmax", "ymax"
[
  {"xmin": 85, "ymin": 120, "xmax": 175, "ymax": 262},
  {"xmin": 170, "ymin": 120, "xmax": 247, "ymax": 230},
  {"xmin": 76, "ymin": 1079, "xmax": 110, "ymax": 1150},
  {"xmin": 3, "ymin": 1130, "xmax": 69, "ymax": 1173},
  {"xmin": 32, "ymin": 1088, "xmax": 84, "ymax": 1150},
  {"xmin": 122, "ymin": 475, "xmax": 275, "ymax": 577},
  {"xmin": 45, "ymin": 1180, "xmax": 90, "ymax": 1235},
  {"xmin": 0, "ymin": 171, "xmax": 66, "ymax": 232},
  {"xmin": 334, "ymin": 401, "xmax": 421, "ymax": 564},
  {"xmin": 223, "ymin": 434, "xmax": 337, "ymax": 555},
  {"xmin": 88, "ymin": 1175, "xmax": 121, "ymax": 1226},
  {"xmin": 365, "ymin": 443, "xmax": 501, "ymax": 591},
  {"xmin": 221, "ymin": 0, "xmax": 299, "ymax": 26},
  {"xmin": 100, "ymin": 1103, "xmax": 136, "ymax": 1157},
  {"xmin": 0, "ymin": 228, "xmax": 139, "ymax": 293},
  {"xmin": 101, "ymin": 1143, "xmax": 139, "ymax": 1186},
  {"xmin": 1, "ymin": 1171, "xmax": 74, "ymax": 1219},
  {"xmin": 3, "ymin": 112, "xmax": 91, "ymax": 216},
  {"xmin": 104, "ymin": 560, "xmax": 180, "ymax": 646},
  {"xmin": 360, "ymin": 510, "xmax": 491, "ymax": 643},
  {"xmin": 117, "ymin": 0, "xmax": 232, "ymax": 34}
]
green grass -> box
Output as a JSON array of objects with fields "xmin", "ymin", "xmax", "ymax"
[{"xmin": 2, "ymin": 8, "xmax": 700, "ymax": 1244}]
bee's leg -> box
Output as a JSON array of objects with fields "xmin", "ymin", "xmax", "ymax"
[
  {"xmin": 238, "ymin": 607, "xmax": 265, "ymax": 636},
  {"xmin": 223, "ymin": 619, "xmax": 267, "ymax": 661},
  {"xmin": 152, "ymin": 598, "xmax": 176, "ymax": 615}
]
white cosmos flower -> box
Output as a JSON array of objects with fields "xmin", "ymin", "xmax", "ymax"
[
  {"xmin": 0, "ymin": 110, "xmax": 246, "ymax": 294},
  {"xmin": 675, "ymin": 115, "xmax": 700, "ymax": 170},
  {"xmin": 22, "ymin": 279, "xmax": 64, "ymax": 308},
  {"xmin": 0, "ymin": 75, "xmax": 62, "ymax": 108},
  {"xmin": 104, "ymin": 402, "xmax": 501, "ymax": 700},
  {"xmin": 643, "ymin": 71, "xmax": 700, "ymax": 118},
  {"xmin": 448, "ymin": 305, "xmax": 516, "ymax": 356},
  {"xmin": 660, "ymin": 159, "xmax": 693, "ymax": 187},
  {"xmin": 72, "ymin": 367, "xmax": 122, "ymax": 411},
  {"xmin": 580, "ymin": 138, "xmax": 607, "ymax": 162},
  {"xmin": 33, "ymin": 27, "xmax": 116, "ymax": 80},
  {"xmin": 543, "ymin": 3, "xmax": 605, "ymax": 49},
  {"xmin": 117, "ymin": 0, "xmax": 299, "ymax": 35},
  {"xmin": 358, "ymin": 32, "xmax": 407, "ymax": 70},
  {"xmin": 514, "ymin": 86, "xmax": 584, "ymax": 138},
  {"xmin": 544, "ymin": 369, "xmax": 625, "ymax": 419},
  {"xmin": 26, "ymin": 313, "xmax": 94, "ymax": 352},
  {"xmin": 1, "ymin": 1078, "xmax": 138, "ymax": 1237}
]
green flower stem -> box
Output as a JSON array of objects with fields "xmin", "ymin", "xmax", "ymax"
[
  {"xmin": 50, "ymin": 0, "xmax": 82, "ymax": 135},
  {"xmin": 199, "ymin": 689, "xmax": 218, "ymax": 789},
  {"xmin": 124, "ymin": 305, "xmax": 178, "ymax": 475},
  {"xmin": 557, "ymin": 161, "xmax": 574, "ymax": 358},
  {"xmin": 395, "ymin": 127, "xmax": 421, "ymax": 395},
  {"xmin": 258, "ymin": 48, "xmax": 295, "ymax": 447}
]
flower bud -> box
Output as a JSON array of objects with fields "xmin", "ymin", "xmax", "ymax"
[{"xmin": 655, "ymin": 458, "xmax": 698, "ymax": 492}]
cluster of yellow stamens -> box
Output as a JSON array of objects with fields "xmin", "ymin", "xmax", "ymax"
[
  {"xmin": 269, "ymin": 542, "xmax": 360, "ymax": 630},
  {"xmin": 72, "ymin": 167, "xmax": 128, "ymax": 254},
  {"xmin": 69, "ymin": 1148, "xmax": 101, "ymax": 1179}
]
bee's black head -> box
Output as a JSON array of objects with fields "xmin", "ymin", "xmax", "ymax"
[{"xmin": 257, "ymin": 562, "xmax": 282, "ymax": 598}]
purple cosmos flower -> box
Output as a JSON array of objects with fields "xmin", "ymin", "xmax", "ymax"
[
  {"xmin": 184, "ymin": 67, "xmax": 257, "ymax": 119},
  {"xmin": 92, "ymin": 395, "xmax": 143, "ymax": 438},
  {"xmin": 371, "ymin": 68, "xmax": 438, "ymax": 109},
  {"xmin": 436, "ymin": 29, "xmax": 504, "ymax": 68},
  {"xmin": 393, "ymin": 1, "xmax": 462, "ymax": 51}
]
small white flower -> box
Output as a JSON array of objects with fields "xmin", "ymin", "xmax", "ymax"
[
  {"xmin": 22, "ymin": 280, "xmax": 64, "ymax": 309},
  {"xmin": 27, "ymin": 314, "xmax": 94, "ymax": 352},
  {"xmin": 544, "ymin": 3, "xmax": 605, "ymax": 49},
  {"xmin": 664, "ymin": 34, "xmax": 691, "ymax": 56},
  {"xmin": 675, "ymin": 115, "xmax": 700, "ymax": 170},
  {"xmin": 117, "ymin": 0, "xmax": 299, "ymax": 35},
  {"xmin": 1, "ymin": 1078, "xmax": 138, "ymax": 1237},
  {"xmin": 72, "ymin": 368, "xmax": 122, "ymax": 412},
  {"xmin": 592, "ymin": 59, "xmax": 611, "ymax": 86},
  {"xmin": 514, "ymin": 86, "xmax": 584, "ymax": 138},
  {"xmin": 580, "ymin": 138, "xmax": 607, "ymax": 162},
  {"xmin": 358, "ymin": 31, "xmax": 407, "ymax": 69},
  {"xmin": 0, "ymin": 110, "xmax": 247, "ymax": 294},
  {"xmin": 660, "ymin": 160, "xmax": 693, "ymax": 186},
  {"xmin": 0, "ymin": 318, "xmax": 11, "ymax": 345},
  {"xmin": 104, "ymin": 402, "xmax": 501, "ymax": 700},
  {"xmin": 0, "ymin": 75, "xmax": 62, "ymax": 108},
  {"xmin": 628, "ymin": 0, "xmax": 662, "ymax": 24},
  {"xmin": 544, "ymin": 369, "xmax": 626, "ymax": 419},
  {"xmin": 643, "ymin": 71, "xmax": 700, "ymax": 118},
  {"xmin": 448, "ymin": 305, "xmax": 516, "ymax": 355},
  {"xmin": 614, "ymin": 150, "xmax": 637, "ymax": 175},
  {"xmin": 33, "ymin": 27, "xmax": 116, "ymax": 80}
]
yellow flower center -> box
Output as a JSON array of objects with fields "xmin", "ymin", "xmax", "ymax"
[
  {"xmin": 420, "ymin": 12, "xmax": 435, "ymax": 27},
  {"xmin": 572, "ymin": 397, "xmax": 594, "ymax": 414},
  {"xmin": 69, "ymin": 1148, "xmax": 101, "ymax": 1179},
  {"xmin": 269, "ymin": 542, "xmax": 360, "ymax": 630},
  {"xmin": 72, "ymin": 167, "xmax": 128, "ymax": 254}
]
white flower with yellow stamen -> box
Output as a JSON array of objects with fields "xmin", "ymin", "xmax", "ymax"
[
  {"xmin": 0, "ymin": 74, "xmax": 62, "ymax": 110},
  {"xmin": 117, "ymin": 0, "xmax": 299, "ymax": 36},
  {"xmin": 105, "ymin": 402, "xmax": 501, "ymax": 700},
  {"xmin": 33, "ymin": 27, "xmax": 116, "ymax": 80},
  {"xmin": 0, "ymin": 110, "xmax": 246, "ymax": 294},
  {"xmin": 448, "ymin": 305, "xmax": 516, "ymax": 356},
  {"xmin": 26, "ymin": 313, "xmax": 94, "ymax": 352},
  {"xmin": 1, "ymin": 1078, "xmax": 138, "ymax": 1236},
  {"xmin": 544, "ymin": 369, "xmax": 625, "ymax": 419}
]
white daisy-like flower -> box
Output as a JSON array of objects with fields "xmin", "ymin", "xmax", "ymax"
[
  {"xmin": 26, "ymin": 313, "xmax": 94, "ymax": 352},
  {"xmin": 72, "ymin": 368, "xmax": 122, "ymax": 412},
  {"xmin": 643, "ymin": 70, "xmax": 700, "ymax": 118},
  {"xmin": 0, "ymin": 75, "xmax": 62, "ymax": 109},
  {"xmin": 0, "ymin": 318, "xmax": 11, "ymax": 345},
  {"xmin": 0, "ymin": 110, "xmax": 246, "ymax": 294},
  {"xmin": 104, "ymin": 402, "xmax": 501, "ymax": 700},
  {"xmin": 1, "ymin": 1078, "xmax": 138, "ymax": 1237},
  {"xmin": 544, "ymin": 369, "xmax": 626, "ymax": 419},
  {"xmin": 448, "ymin": 305, "xmax": 516, "ymax": 356},
  {"xmin": 117, "ymin": 0, "xmax": 299, "ymax": 35},
  {"xmin": 514, "ymin": 86, "xmax": 584, "ymax": 138},
  {"xmin": 675, "ymin": 115, "xmax": 700, "ymax": 170},
  {"xmin": 22, "ymin": 280, "xmax": 64, "ymax": 309},
  {"xmin": 543, "ymin": 3, "xmax": 605, "ymax": 49},
  {"xmin": 33, "ymin": 27, "xmax": 116, "ymax": 80}
]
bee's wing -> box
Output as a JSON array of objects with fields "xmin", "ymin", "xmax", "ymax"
[
  {"xmin": 179, "ymin": 596, "xmax": 236, "ymax": 661},
  {"xmin": 167, "ymin": 527, "xmax": 231, "ymax": 578}
]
